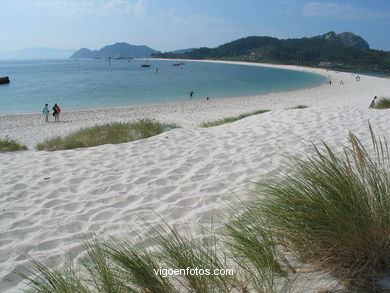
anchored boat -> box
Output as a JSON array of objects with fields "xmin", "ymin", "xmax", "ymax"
[{"xmin": 0, "ymin": 76, "xmax": 10, "ymax": 84}]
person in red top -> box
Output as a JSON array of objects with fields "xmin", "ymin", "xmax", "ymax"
[{"xmin": 53, "ymin": 103, "xmax": 61, "ymax": 122}]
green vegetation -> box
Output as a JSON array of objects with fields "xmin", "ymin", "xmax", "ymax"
[
  {"xmin": 36, "ymin": 119, "xmax": 177, "ymax": 151},
  {"xmin": 155, "ymin": 226, "xmax": 235, "ymax": 293},
  {"xmin": 224, "ymin": 205, "xmax": 293, "ymax": 292},
  {"xmin": 18, "ymin": 221, "xmax": 290, "ymax": 293},
  {"xmin": 153, "ymin": 34, "xmax": 390, "ymax": 73},
  {"xmin": 200, "ymin": 110, "xmax": 270, "ymax": 128},
  {"xmin": 18, "ymin": 257, "xmax": 88, "ymax": 293},
  {"xmin": 20, "ymin": 126, "xmax": 390, "ymax": 291},
  {"xmin": 0, "ymin": 137, "xmax": 28, "ymax": 152},
  {"xmin": 373, "ymin": 97, "xmax": 390, "ymax": 109},
  {"xmin": 253, "ymin": 125, "xmax": 390, "ymax": 287}
]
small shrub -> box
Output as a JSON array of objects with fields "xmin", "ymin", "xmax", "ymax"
[
  {"xmin": 287, "ymin": 105, "xmax": 309, "ymax": 110},
  {"xmin": 0, "ymin": 137, "xmax": 28, "ymax": 152},
  {"xmin": 373, "ymin": 97, "xmax": 390, "ymax": 109},
  {"xmin": 201, "ymin": 110, "xmax": 270, "ymax": 127}
]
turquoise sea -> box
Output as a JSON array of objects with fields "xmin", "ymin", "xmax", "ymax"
[{"xmin": 0, "ymin": 59, "xmax": 327, "ymax": 115}]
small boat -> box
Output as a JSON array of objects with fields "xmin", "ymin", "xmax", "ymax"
[
  {"xmin": 141, "ymin": 57, "xmax": 151, "ymax": 68},
  {"xmin": 0, "ymin": 76, "xmax": 10, "ymax": 84},
  {"xmin": 172, "ymin": 63, "xmax": 181, "ymax": 66}
]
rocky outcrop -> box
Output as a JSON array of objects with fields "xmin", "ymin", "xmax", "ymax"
[{"xmin": 316, "ymin": 31, "xmax": 370, "ymax": 50}]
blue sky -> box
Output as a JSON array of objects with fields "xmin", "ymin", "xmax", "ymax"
[{"xmin": 1, "ymin": 0, "xmax": 390, "ymax": 52}]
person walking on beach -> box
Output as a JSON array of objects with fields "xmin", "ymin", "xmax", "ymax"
[{"xmin": 43, "ymin": 104, "xmax": 49, "ymax": 122}]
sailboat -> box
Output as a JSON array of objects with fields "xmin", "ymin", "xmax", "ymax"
[{"xmin": 141, "ymin": 56, "xmax": 151, "ymax": 68}]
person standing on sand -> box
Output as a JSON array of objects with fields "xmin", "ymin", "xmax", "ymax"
[
  {"xmin": 369, "ymin": 96, "xmax": 378, "ymax": 108},
  {"xmin": 42, "ymin": 104, "xmax": 49, "ymax": 122},
  {"xmin": 52, "ymin": 103, "xmax": 61, "ymax": 122},
  {"xmin": 56, "ymin": 104, "xmax": 61, "ymax": 121}
]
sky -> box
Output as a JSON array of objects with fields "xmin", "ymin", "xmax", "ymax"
[{"xmin": 1, "ymin": 0, "xmax": 390, "ymax": 53}]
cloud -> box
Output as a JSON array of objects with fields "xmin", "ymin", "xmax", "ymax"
[
  {"xmin": 133, "ymin": 0, "xmax": 147, "ymax": 15},
  {"xmin": 102, "ymin": 0, "xmax": 132, "ymax": 13},
  {"xmin": 36, "ymin": 0, "xmax": 148, "ymax": 15},
  {"xmin": 160, "ymin": 8, "xmax": 225, "ymax": 26},
  {"xmin": 280, "ymin": 0, "xmax": 296, "ymax": 6},
  {"xmin": 303, "ymin": 2, "xmax": 390, "ymax": 19}
]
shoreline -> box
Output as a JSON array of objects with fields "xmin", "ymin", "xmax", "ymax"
[{"xmin": 0, "ymin": 60, "xmax": 376, "ymax": 148}]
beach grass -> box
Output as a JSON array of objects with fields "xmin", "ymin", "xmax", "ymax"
[
  {"xmin": 19, "ymin": 231, "xmax": 232, "ymax": 293},
  {"xmin": 81, "ymin": 239, "xmax": 127, "ymax": 293},
  {"xmin": 287, "ymin": 105, "xmax": 309, "ymax": 109},
  {"xmin": 373, "ymin": 97, "xmax": 390, "ymax": 109},
  {"xmin": 0, "ymin": 137, "xmax": 28, "ymax": 152},
  {"xmin": 200, "ymin": 110, "xmax": 270, "ymax": 128},
  {"xmin": 36, "ymin": 118, "xmax": 177, "ymax": 151},
  {"xmin": 17, "ymin": 257, "xmax": 89, "ymax": 293},
  {"xmin": 104, "ymin": 238, "xmax": 178, "ymax": 293},
  {"xmin": 254, "ymin": 124, "xmax": 390, "ymax": 287},
  {"xmin": 18, "ymin": 222, "xmax": 297, "ymax": 293},
  {"xmin": 223, "ymin": 203, "xmax": 293, "ymax": 292},
  {"xmin": 154, "ymin": 226, "xmax": 235, "ymax": 293}
]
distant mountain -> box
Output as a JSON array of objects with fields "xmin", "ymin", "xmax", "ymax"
[
  {"xmin": 153, "ymin": 32, "xmax": 390, "ymax": 72},
  {"xmin": 0, "ymin": 47, "xmax": 75, "ymax": 59},
  {"xmin": 71, "ymin": 48, "xmax": 99, "ymax": 59},
  {"xmin": 71, "ymin": 43, "xmax": 159, "ymax": 59}
]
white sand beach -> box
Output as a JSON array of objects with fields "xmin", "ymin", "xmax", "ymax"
[{"xmin": 1, "ymin": 61, "xmax": 390, "ymax": 292}]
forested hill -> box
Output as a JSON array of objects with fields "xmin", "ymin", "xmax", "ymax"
[
  {"xmin": 153, "ymin": 32, "xmax": 390, "ymax": 73},
  {"xmin": 71, "ymin": 43, "xmax": 159, "ymax": 59}
]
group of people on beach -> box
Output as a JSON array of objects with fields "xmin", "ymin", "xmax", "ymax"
[{"xmin": 42, "ymin": 103, "xmax": 61, "ymax": 122}]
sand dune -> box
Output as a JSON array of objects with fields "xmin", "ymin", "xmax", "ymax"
[{"xmin": 1, "ymin": 62, "xmax": 390, "ymax": 292}]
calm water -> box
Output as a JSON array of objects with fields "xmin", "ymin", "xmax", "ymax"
[{"xmin": 0, "ymin": 59, "xmax": 326, "ymax": 114}]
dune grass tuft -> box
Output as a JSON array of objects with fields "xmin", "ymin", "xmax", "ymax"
[
  {"xmin": 223, "ymin": 203, "xmax": 294, "ymax": 293},
  {"xmin": 254, "ymin": 124, "xmax": 390, "ymax": 287},
  {"xmin": 287, "ymin": 105, "xmax": 309, "ymax": 110},
  {"xmin": 155, "ymin": 225, "xmax": 235, "ymax": 293},
  {"xmin": 81, "ymin": 239, "xmax": 127, "ymax": 293},
  {"xmin": 373, "ymin": 97, "xmax": 390, "ymax": 109},
  {"xmin": 17, "ymin": 257, "xmax": 89, "ymax": 293},
  {"xmin": 104, "ymin": 238, "xmax": 177, "ymax": 293},
  {"xmin": 200, "ymin": 110, "xmax": 270, "ymax": 128},
  {"xmin": 36, "ymin": 118, "xmax": 177, "ymax": 151},
  {"xmin": 0, "ymin": 137, "xmax": 28, "ymax": 152}
]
